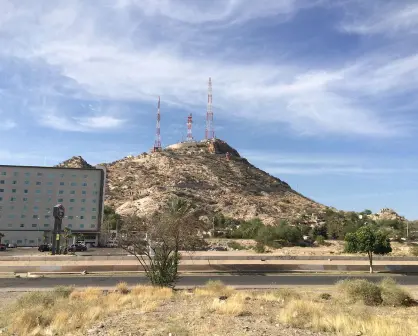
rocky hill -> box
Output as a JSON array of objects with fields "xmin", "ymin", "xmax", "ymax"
[
  {"xmin": 369, "ymin": 208, "xmax": 406, "ymax": 222},
  {"xmin": 56, "ymin": 156, "xmax": 93, "ymax": 169},
  {"xmin": 57, "ymin": 140, "xmax": 325, "ymax": 224}
]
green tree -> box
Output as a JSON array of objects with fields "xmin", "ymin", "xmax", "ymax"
[
  {"xmin": 344, "ymin": 225, "xmax": 392, "ymax": 273},
  {"xmin": 361, "ymin": 209, "xmax": 373, "ymax": 216},
  {"xmin": 118, "ymin": 197, "xmax": 204, "ymax": 288},
  {"xmin": 61, "ymin": 227, "xmax": 73, "ymax": 254},
  {"xmin": 103, "ymin": 205, "xmax": 123, "ymax": 231}
]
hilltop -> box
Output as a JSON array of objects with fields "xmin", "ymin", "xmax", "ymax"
[{"xmin": 57, "ymin": 139, "xmax": 326, "ymax": 223}]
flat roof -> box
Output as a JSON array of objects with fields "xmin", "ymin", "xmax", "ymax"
[{"xmin": 0, "ymin": 164, "xmax": 103, "ymax": 171}]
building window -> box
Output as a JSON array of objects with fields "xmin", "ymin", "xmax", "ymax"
[
  {"xmin": 72, "ymin": 174, "xmax": 76, "ymax": 178},
  {"xmin": 22, "ymin": 197, "xmax": 28, "ymax": 202},
  {"xmin": 35, "ymin": 190, "xmax": 41, "ymax": 194},
  {"xmin": 24, "ymin": 189, "xmax": 28, "ymax": 194},
  {"xmin": 92, "ymin": 199, "xmax": 97, "ymax": 204},
  {"xmin": 90, "ymin": 224, "xmax": 95, "ymax": 228},
  {"xmin": 47, "ymin": 190, "xmax": 53, "ymax": 194},
  {"xmin": 94, "ymin": 183, "xmax": 97, "ymax": 187},
  {"xmin": 12, "ymin": 189, "xmax": 16, "ymax": 193},
  {"xmin": 34, "ymin": 206, "xmax": 39, "ymax": 211},
  {"xmin": 21, "ymin": 215, "xmax": 26, "ymax": 218},
  {"xmin": 48, "ymin": 173, "xmax": 54, "ymax": 178},
  {"xmin": 9, "ymin": 205, "xmax": 14, "ymax": 210},
  {"xmin": 0, "ymin": 189, "xmax": 3, "ymax": 193},
  {"xmin": 46, "ymin": 207, "xmax": 51, "ymax": 211},
  {"xmin": 0, "ymin": 197, "xmax": 3, "ymax": 201},
  {"xmin": 45, "ymin": 215, "xmax": 50, "ymax": 219},
  {"xmin": 47, "ymin": 197, "xmax": 52, "ymax": 202},
  {"xmin": 68, "ymin": 224, "xmax": 73, "ymax": 228},
  {"xmin": 69, "ymin": 207, "xmax": 74, "ymax": 211},
  {"xmin": 59, "ymin": 190, "xmax": 64, "ymax": 194},
  {"xmin": 23, "ymin": 205, "xmax": 28, "ymax": 210},
  {"xmin": 80, "ymin": 215, "xmax": 84, "ymax": 220},
  {"xmin": 35, "ymin": 198, "xmax": 41, "ymax": 203},
  {"xmin": 80, "ymin": 207, "xmax": 85, "ymax": 212},
  {"xmin": 31, "ymin": 224, "xmax": 37, "ymax": 228},
  {"xmin": 92, "ymin": 208, "xmax": 97, "ymax": 211},
  {"xmin": 92, "ymin": 216, "xmax": 97, "ymax": 219},
  {"xmin": 58, "ymin": 198, "xmax": 63, "ymax": 203},
  {"xmin": 0, "ymin": 172, "xmax": 6, "ymax": 176},
  {"xmin": 82, "ymin": 182, "xmax": 87, "ymax": 187},
  {"xmin": 7, "ymin": 223, "xmax": 12, "ymax": 228},
  {"xmin": 47, "ymin": 181, "xmax": 53, "ymax": 186},
  {"xmin": 13, "ymin": 172, "xmax": 18, "ymax": 176},
  {"xmin": 60, "ymin": 173, "xmax": 64, "ymax": 178},
  {"xmin": 20, "ymin": 224, "xmax": 24, "ymax": 228},
  {"xmin": 44, "ymin": 224, "xmax": 49, "ymax": 228},
  {"xmin": 60, "ymin": 182, "xmax": 64, "ymax": 186},
  {"xmin": 37, "ymin": 172, "xmax": 43, "ymax": 177},
  {"xmin": 0, "ymin": 180, "xmax": 4, "ymax": 184},
  {"xmin": 79, "ymin": 224, "xmax": 84, "ymax": 228},
  {"xmin": 29, "ymin": 240, "xmax": 35, "ymax": 244},
  {"xmin": 32, "ymin": 215, "xmax": 38, "ymax": 219},
  {"xmin": 70, "ymin": 191, "xmax": 75, "ymax": 194},
  {"xmin": 24, "ymin": 180, "xmax": 29, "ymax": 185},
  {"xmin": 25, "ymin": 172, "xmax": 30, "ymax": 177},
  {"xmin": 83, "ymin": 174, "xmax": 88, "ymax": 178},
  {"xmin": 12, "ymin": 180, "xmax": 17, "ymax": 184},
  {"xmin": 70, "ymin": 199, "xmax": 75, "ymax": 203},
  {"xmin": 10, "ymin": 197, "xmax": 16, "ymax": 202},
  {"xmin": 8, "ymin": 214, "xmax": 15, "ymax": 219},
  {"xmin": 68, "ymin": 215, "xmax": 74, "ymax": 219},
  {"xmin": 36, "ymin": 181, "xmax": 41, "ymax": 185},
  {"xmin": 17, "ymin": 240, "xmax": 22, "ymax": 244},
  {"xmin": 71, "ymin": 182, "xmax": 77, "ymax": 186},
  {"xmin": 81, "ymin": 199, "xmax": 86, "ymax": 203},
  {"xmin": 82, "ymin": 191, "xmax": 86, "ymax": 195},
  {"xmin": 92, "ymin": 191, "xmax": 98, "ymax": 195}
]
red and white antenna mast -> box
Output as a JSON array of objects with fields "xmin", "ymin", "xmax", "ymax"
[
  {"xmin": 153, "ymin": 96, "xmax": 162, "ymax": 152},
  {"xmin": 187, "ymin": 113, "xmax": 193, "ymax": 142},
  {"xmin": 205, "ymin": 77, "xmax": 214, "ymax": 140}
]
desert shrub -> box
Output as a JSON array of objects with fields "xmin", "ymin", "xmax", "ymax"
[
  {"xmin": 410, "ymin": 245, "xmax": 418, "ymax": 256},
  {"xmin": 230, "ymin": 218, "xmax": 264, "ymax": 239},
  {"xmin": 379, "ymin": 278, "xmax": 413, "ymax": 306},
  {"xmin": 256, "ymin": 222, "xmax": 303, "ymax": 247},
  {"xmin": 319, "ymin": 292, "xmax": 331, "ymax": 300},
  {"xmin": 195, "ymin": 280, "xmax": 235, "ymax": 297},
  {"xmin": 227, "ymin": 240, "xmax": 247, "ymax": 250},
  {"xmin": 254, "ymin": 242, "xmax": 266, "ymax": 253},
  {"xmin": 337, "ymin": 279, "xmax": 383, "ymax": 306},
  {"xmin": 116, "ymin": 282, "xmax": 130, "ymax": 294},
  {"xmin": 53, "ymin": 286, "xmax": 74, "ymax": 298},
  {"xmin": 315, "ymin": 235, "xmax": 326, "ymax": 245}
]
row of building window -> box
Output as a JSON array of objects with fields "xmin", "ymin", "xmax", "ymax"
[
  {"xmin": 1, "ymin": 214, "xmax": 97, "ymax": 219},
  {"xmin": 5, "ymin": 223, "xmax": 96, "ymax": 229},
  {"xmin": 0, "ymin": 206, "xmax": 97, "ymax": 212},
  {"xmin": 0, "ymin": 197, "xmax": 97, "ymax": 203},
  {"xmin": 0, "ymin": 188, "xmax": 98, "ymax": 195},
  {"xmin": 0, "ymin": 172, "xmax": 92, "ymax": 178},
  {"xmin": 0, "ymin": 180, "xmax": 95, "ymax": 187}
]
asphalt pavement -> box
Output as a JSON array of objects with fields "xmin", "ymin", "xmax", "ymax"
[{"xmin": 2, "ymin": 274, "xmax": 418, "ymax": 290}]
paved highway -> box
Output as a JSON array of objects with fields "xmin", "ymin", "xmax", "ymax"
[{"xmin": 2, "ymin": 274, "xmax": 418, "ymax": 290}]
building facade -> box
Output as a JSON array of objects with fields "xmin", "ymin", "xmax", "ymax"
[{"xmin": 0, "ymin": 165, "xmax": 106, "ymax": 246}]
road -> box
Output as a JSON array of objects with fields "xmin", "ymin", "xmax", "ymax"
[{"xmin": 3, "ymin": 274, "xmax": 418, "ymax": 290}]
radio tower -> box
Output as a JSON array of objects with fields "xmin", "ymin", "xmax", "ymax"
[
  {"xmin": 186, "ymin": 113, "xmax": 193, "ymax": 142},
  {"xmin": 205, "ymin": 77, "xmax": 214, "ymax": 140},
  {"xmin": 153, "ymin": 96, "xmax": 162, "ymax": 152}
]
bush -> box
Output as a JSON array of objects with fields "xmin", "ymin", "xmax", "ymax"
[
  {"xmin": 254, "ymin": 242, "xmax": 266, "ymax": 253},
  {"xmin": 319, "ymin": 293, "xmax": 331, "ymax": 300},
  {"xmin": 337, "ymin": 279, "xmax": 383, "ymax": 306},
  {"xmin": 379, "ymin": 277, "xmax": 413, "ymax": 307},
  {"xmin": 227, "ymin": 241, "xmax": 247, "ymax": 250},
  {"xmin": 255, "ymin": 222, "xmax": 302, "ymax": 248},
  {"xmin": 315, "ymin": 236, "xmax": 326, "ymax": 245}
]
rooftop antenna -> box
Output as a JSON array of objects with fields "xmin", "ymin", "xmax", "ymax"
[
  {"xmin": 153, "ymin": 96, "xmax": 162, "ymax": 152},
  {"xmin": 205, "ymin": 77, "xmax": 214, "ymax": 140},
  {"xmin": 187, "ymin": 113, "xmax": 193, "ymax": 142}
]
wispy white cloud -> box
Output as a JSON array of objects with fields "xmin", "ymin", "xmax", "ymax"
[
  {"xmin": 0, "ymin": 120, "xmax": 16, "ymax": 130},
  {"xmin": 39, "ymin": 114, "xmax": 127, "ymax": 132},
  {"xmin": 0, "ymin": 0, "xmax": 417, "ymax": 137},
  {"xmin": 340, "ymin": 1, "xmax": 418, "ymax": 36},
  {"xmin": 243, "ymin": 151, "xmax": 418, "ymax": 176}
]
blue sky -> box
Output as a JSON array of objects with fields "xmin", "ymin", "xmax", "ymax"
[{"xmin": 1, "ymin": 0, "xmax": 418, "ymax": 218}]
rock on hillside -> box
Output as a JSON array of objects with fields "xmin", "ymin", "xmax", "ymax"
[
  {"xmin": 55, "ymin": 156, "xmax": 93, "ymax": 169},
  {"xmin": 58, "ymin": 140, "xmax": 325, "ymax": 224},
  {"xmin": 370, "ymin": 208, "xmax": 406, "ymax": 222}
]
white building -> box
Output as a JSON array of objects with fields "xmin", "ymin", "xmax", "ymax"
[{"xmin": 0, "ymin": 164, "xmax": 106, "ymax": 246}]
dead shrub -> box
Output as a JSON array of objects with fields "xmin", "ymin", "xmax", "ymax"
[{"xmin": 337, "ymin": 279, "xmax": 383, "ymax": 306}]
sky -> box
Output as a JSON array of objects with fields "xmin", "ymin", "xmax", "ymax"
[{"xmin": 1, "ymin": 0, "xmax": 418, "ymax": 218}]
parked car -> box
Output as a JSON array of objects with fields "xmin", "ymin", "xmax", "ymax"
[
  {"xmin": 0, "ymin": 244, "xmax": 7, "ymax": 251},
  {"xmin": 7, "ymin": 243, "xmax": 17, "ymax": 248},
  {"xmin": 68, "ymin": 244, "xmax": 87, "ymax": 252},
  {"xmin": 38, "ymin": 244, "xmax": 52, "ymax": 252}
]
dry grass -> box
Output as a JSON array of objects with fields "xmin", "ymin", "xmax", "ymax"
[
  {"xmin": 278, "ymin": 299, "xmax": 417, "ymax": 336},
  {"xmin": 1, "ymin": 279, "xmax": 417, "ymax": 336},
  {"xmin": 2, "ymin": 285, "xmax": 173, "ymax": 336}
]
